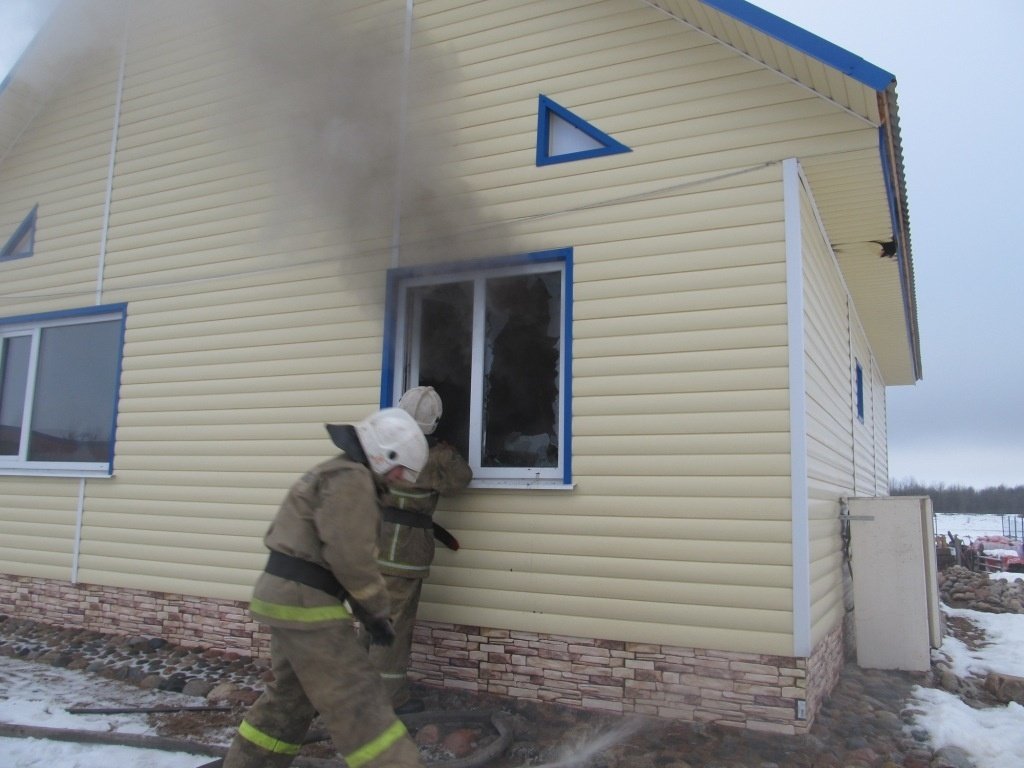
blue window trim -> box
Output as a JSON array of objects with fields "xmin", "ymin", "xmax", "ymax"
[
  {"xmin": 382, "ymin": 247, "xmax": 573, "ymax": 486},
  {"xmin": 699, "ymin": 0, "xmax": 894, "ymax": 91},
  {"xmin": 1, "ymin": 205, "xmax": 38, "ymax": 262},
  {"xmin": 536, "ymin": 95, "xmax": 631, "ymax": 166},
  {"xmin": 855, "ymin": 360, "xmax": 865, "ymax": 423},
  {"xmin": 0, "ymin": 303, "xmax": 127, "ymax": 474}
]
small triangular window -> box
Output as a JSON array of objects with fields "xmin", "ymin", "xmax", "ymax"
[
  {"xmin": 1, "ymin": 206, "xmax": 37, "ymax": 261},
  {"xmin": 536, "ymin": 95, "xmax": 630, "ymax": 166}
]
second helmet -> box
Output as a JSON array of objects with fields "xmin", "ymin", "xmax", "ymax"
[{"xmin": 398, "ymin": 385, "xmax": 443, "ymax": 435}]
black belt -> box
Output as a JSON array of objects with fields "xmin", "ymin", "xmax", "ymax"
[
  {"xmin": 381, "ymin": 506, "xmax": 459, "ymax": 551},
  {"xmin": 264, "ymin": 550, "xmax": 347, "ymax": 600},
  {"xmin": 381, "ymin": 507, "xmax": 433, "ymax": 529}
]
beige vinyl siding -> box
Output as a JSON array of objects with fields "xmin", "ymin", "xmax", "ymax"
[
  {"xmin": 0, "ymin": 42, "xmax": 119, "ymax": 313},
  {"xmin": 410, "ymin": 0, "xmax": 884, "ymax": 654},
  {"xmin": 74, "ymin": 1, "xmax": 405, "ymax": 596},
  {"xmin": 0, "ymin": 477, "xmax": 82, "ymax": 580},
  {"xmin": 797, "ymin": 173, "xmax": 883, "ymax": 647},
  {"xmin": 872, "ymin": 365, "xmax": 889, "ymax": 494},
  {"xmin": 1, "ymin": 0, "xmax": 903, "ymax": 658}
]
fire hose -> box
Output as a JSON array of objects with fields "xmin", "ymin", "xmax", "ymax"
[{"xmin": 0, "ymin": 709, "xmax": 513, "ymax": 768}]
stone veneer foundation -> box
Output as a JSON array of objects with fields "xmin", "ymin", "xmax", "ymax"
[{"xmin": 0, "ymin": 574, "xmax": 845, "ymax": 734}]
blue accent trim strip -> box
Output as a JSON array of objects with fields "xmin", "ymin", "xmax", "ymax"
[
  {"xmin": 106, "ymin": 309, "xmax": 128, "ymax": 471},
  {"xmin": 0, "ymin": 302, "xmax": 127, "ymax": 327},
  {"xmin": 561, "ymin": 253, "xmax": 573, "ymax": 485},
  {"xmin": 1, "ymin": 205, "xmax": 38, "ymax": 262},
  {"xmin": 536, "ymin": 95, "xmax": 631, "ymax": 166},
  {"xmin": 380, "ymin": 273, "xmax": 400, "ymax": 408},
  {"xmin": 699, "ymin": 0, "xmax": 894, "ymax": 91}
]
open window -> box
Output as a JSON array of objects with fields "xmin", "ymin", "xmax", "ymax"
[
  {"xmin": 383, "ymin": 249, "xmax": 572, "ymax": 487},
  {"xmin": 0, "ymin": 305, "xmax": 126, "ymax": 476}
]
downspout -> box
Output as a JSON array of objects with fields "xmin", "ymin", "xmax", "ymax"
[
  {"xmin": 389, "ymin": 0, "xmax": 414, "ymax": 270},
  {"xmin": 73, "ymin": 1, "xmax": 129, "ymax": 585},
  {"xmin": 784, "ymin": 158, "xmax": 811, "ymax": 657}
]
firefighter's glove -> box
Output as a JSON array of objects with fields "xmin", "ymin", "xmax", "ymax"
[{"xmin": 364, "ymin": 614, "xmax": 397, "ymax": 646}]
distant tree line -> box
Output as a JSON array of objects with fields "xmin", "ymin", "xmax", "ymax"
[{"xmin": 889, "ymin": 479, "xmax": 1024, "ymax": 515}]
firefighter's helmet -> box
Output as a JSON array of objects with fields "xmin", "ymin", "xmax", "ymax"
[
  {"xmin": 397, "ymin": 385, "xmax": 443, "ymax": 435},
  {"xmin": 355, "ymin": 408, "xmax": 429, "ymax": 482}
]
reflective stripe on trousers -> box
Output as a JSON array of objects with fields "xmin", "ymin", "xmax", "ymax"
[{"xmin": 236, "ymin": 717, "xmax": 409, "ymax": 767}]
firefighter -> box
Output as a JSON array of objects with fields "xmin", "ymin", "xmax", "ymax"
[
  {"xmin": 369, "ymin": 386, "xmax": 472, "ymax": 714},
  {"xmin": 222, "ymin": 408, "xmax": 429, "ymax": 768}
]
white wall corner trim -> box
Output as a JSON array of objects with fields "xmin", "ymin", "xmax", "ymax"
[{"xmin": 784, "ymin": 157, "xmax": 811, "ymax": 656}]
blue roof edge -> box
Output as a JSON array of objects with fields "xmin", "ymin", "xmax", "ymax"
[{"xmin": 700, "ymin": 0, "xmax": 895, "ymax": 91}]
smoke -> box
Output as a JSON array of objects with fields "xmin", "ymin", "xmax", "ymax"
[
  {"xmin": 17, "ymin": 0, "xmax": 512, "ymax": 268},
  {"xmin": 207, "ymin": 0, "xmax": 513, "ymax": 266},
  {"xmin": 525, "ymin": 717, "xmax": 648, "ymax": 768}
]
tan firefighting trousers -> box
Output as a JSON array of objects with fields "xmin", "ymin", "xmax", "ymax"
[
  {"xmin": 223, "ymin": 623, "xmax": 423, "ymax": 768},
  {"xmin": 367, "ymin": 576, "xmax": 423, "ymax": 707}
]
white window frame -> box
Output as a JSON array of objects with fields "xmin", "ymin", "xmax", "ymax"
[
  {"xmin": 0, "ymin": 305, "xmax": 126, "ymax": 477},
  {"xmin": 384, "ymin": 249, "xmax": 572, "ymax": 488}
]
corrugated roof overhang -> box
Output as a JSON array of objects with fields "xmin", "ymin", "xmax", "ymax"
[{"xmin": 648, "ymin": 0, "xmax": 921, "ymax": 384}]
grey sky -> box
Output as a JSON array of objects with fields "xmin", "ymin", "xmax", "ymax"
[
  {"xmin": 755, "ymin": 0, "xmax": 1024, "ymax": 489},
  {"xmin": 3, "ymin": 1, "xmax": 1021, "ymax": 489}
]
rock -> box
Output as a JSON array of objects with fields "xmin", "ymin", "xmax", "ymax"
[
  {"xmin": 983, "ymin": 671, "xmax": 1024, "ymax": 704},
  {"xmin": 931, "ymin": 745, "xmax": 976, "ymax": 768},
  {"xmin": 938, "ymin": 670, "xmax": 960, "ymax": 692},
  {"xmin": 139, "ymin": 674, "xmax": 164, "ymax": 689},
  {"xmin": 183, "ymin": 678, "xmax": 216, "ymax": 697},
  {"xmin": 441, "ymin": 727, "xmax": 479, "ymax": 758},
  {"xmin": 413, "ymin": 723, "xmax": 440, "ymax": 746},
  {"xmin": 206, "ymin": 682, "xmax": 240, "ymax": 702}
]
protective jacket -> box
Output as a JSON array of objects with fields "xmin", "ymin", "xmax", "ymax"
[
  {"xmin": 250, "ymin": 452, "xmax": 390, "ymax": 630},
  {"xmin": 376, "ymin": 443, "xmax": 472, "ymax": 580}
]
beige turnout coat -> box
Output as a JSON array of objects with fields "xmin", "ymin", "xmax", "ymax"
[
  {"xmin": 376, "ymin": 443, "xmax": 472, "ymax": 579},
  {"xmin": 250, "ymin": 454, "xmax": 390, "ymax": 629}
]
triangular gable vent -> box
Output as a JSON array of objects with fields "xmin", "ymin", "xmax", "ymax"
[{"xmin": 536, "ymin": 94, "xmax": 630, "ymax": 166}]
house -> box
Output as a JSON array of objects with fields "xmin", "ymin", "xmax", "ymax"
[{"xmin": 0, "ymin": 0, "xmax": 920, "ymax": 733}]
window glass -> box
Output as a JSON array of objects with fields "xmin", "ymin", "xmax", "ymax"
[
  {"xmin": 0, "ymin": 307, "xmax": 124, "ymax": 474},
  {"xmin": 0, "ymin": 335, "xmax": 31, "ymax": 455},
  {"xmin": 483, "ymin": 273, "xmax": 560, "ymax": 468},
  {"xmin": 389, "ymin": 252, "xmax": 569, "ymax": 484},
  {"xmin": 28, "ymin": 320, "xmax": 121, "ymax": 463},
  {"xmin": 406, "ymin": 281, "xmax": 473, "ymax": 458}
]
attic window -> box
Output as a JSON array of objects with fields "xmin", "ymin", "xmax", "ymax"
[
  {"xmin": 536, "ymin": 95, "xmax": 630, "ymax": 166},
  {"xmin": 1, "ymin": 206, "xmax": 38, "ymax": 262}
]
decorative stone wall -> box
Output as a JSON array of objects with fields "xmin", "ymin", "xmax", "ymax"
[
  {"xmin": 0, "ymin": 574, "xmax": 845, "ymax": 733},
  {"xmin": 0, "ymin": 575, "xmax": 271, "ymax": 658},
  {"xmin": 410, "ymin": 622, "xmax": 834, "ymax": 735}
]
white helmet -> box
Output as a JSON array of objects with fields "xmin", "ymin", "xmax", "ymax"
[
  {"xmin": 355, "ymin": 407, "xmax": 428, "ymax": 482},
  {"xmin": 397, "ymin": 386, "xmax": 443, "ymax": 435}
]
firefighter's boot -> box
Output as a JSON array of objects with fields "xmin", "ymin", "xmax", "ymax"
[{"xmin": 222, "ymin": 718, "xmax": 308, "ymax": 768}]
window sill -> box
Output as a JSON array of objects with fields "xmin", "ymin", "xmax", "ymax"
[
  {"xmin": 469, "ymin": 480, "xmax": 575, "ymax": 491},
  {"xmin": 0, "ymin": 468, "xmax": 113, "ymax": 478}
]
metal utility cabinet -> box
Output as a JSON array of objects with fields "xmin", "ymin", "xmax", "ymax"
[{"xmin": 847, "ymin": 496, "xmax": 942, "ymax": 671}]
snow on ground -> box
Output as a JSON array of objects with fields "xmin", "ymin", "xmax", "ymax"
[
  {"xmin": 911, "ymin": 604, "xmax": 1024, "ymax": 767},
  {"xmin": 934, "ymin": 512, "xmax": 1020, "ymax": 543},
  {"xmin": 913, "ymin": 512, "xmax": 1024, "ymax": 767},
  {"xmin": 0, "ymin": 659, "xmax": 217, "ymax": 767}
]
